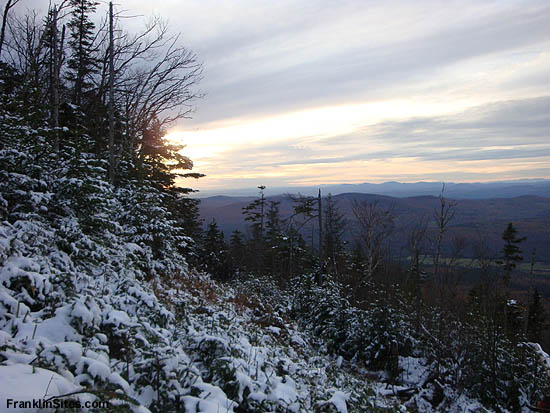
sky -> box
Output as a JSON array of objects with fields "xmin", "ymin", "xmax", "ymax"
[{"xmin": 24, "ymin": 0, "xmax": 550, "ymax": 194}]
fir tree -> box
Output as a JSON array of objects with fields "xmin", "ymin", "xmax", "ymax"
[{"xmin": 137, "ymin": 118, "xmax": 199, "ymax": 189}]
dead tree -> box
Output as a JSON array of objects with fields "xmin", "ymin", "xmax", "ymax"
[
  {"xmin": 47, "ymin": 4, "xmax": 67, "ymax": 153},
  {"xmin": 318, "ymin": 189, "xmax": 323, "ymax": 272},
  {"xmin": 108, "ymin": 1, "xmax": 114, "ymax": 182}
]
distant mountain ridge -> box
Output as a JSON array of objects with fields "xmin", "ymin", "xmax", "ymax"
[{"xmin": 196, "ymin": 179, "xmax": 550, "ymax": 199}]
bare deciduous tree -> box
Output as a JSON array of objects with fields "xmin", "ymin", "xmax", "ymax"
[
  {"xmin": 3, "ymin": 10, "xmax": 51, "ymax": 111},
  {"xmin": 352, "ymin": 199, "xmax": 395, "ymax": 280},
  {"xmin": 432, "ymin": 183, "xmax": 457, "ymax": 300},
  {"xmin": 0, "ymin": 0, "xmax": 21, "ymax": 56},
  {"xmin": 115, "ymin": 18, "xmax": 202, "ymax": 161},
  {"xmin": 3, "ymin": 4, "xmax": 202, "ymax": 185},
  {"xmin": 405, "ymin": 215, "xmax": 429, "ymax": 329}
]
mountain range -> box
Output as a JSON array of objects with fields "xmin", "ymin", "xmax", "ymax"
[
  {"xmin": 199, "ymin": 191, "xmax": 550, "ymax": 263},
  {"xmin": 196, "ymin": 179, "xmax": 550, "ymax": 199}
]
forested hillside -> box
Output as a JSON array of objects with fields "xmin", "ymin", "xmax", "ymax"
[
  {"xmin": 199, "ymin": 193, "xmax": 550, "ymax": 262},
  {"xmin": 1, "ymin": 1, "xmax": 550, "ymax": 412}
]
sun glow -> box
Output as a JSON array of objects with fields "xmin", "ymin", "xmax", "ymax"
[{"xmin": 166, "ymin": 97, "xmax": 477, "ymax": 170}]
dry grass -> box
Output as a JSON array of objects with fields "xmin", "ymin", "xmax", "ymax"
[
  {"xmin": 231, "ymin": 291, "xmax": 260, "ymax": 314},
  {"xmin": 152, "ymin": 272, "xmax": 220, "ymax": 310}
]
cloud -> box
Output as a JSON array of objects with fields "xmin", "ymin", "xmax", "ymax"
[
  {"xmin": 186, "ymin": 1, "xmax": 550, "ymax": 125},
  {"xmin": 24, "ymin": 0, "xmax": 550, "ymax": 191},
  {"xmin": 189, "ymin": 96, "xmax": 550, "ymax": 189}
]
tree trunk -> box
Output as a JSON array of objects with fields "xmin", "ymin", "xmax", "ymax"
[
  {"xmin": 0, "ymin": 0, "xmax": 19, "ymax": 57},
  {"xmin": 318, "ymin": 189, "xmax": 322, "ymax": 273},
  {"xmin": 108, "ymin": 2, "xmax": 115, "ymax": 183},
  {"xmin": 52, "ymin": 7, "xmax": 61, "ymax": 153}
]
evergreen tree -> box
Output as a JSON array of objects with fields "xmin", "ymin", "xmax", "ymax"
[
  {"xmin": 500, "ymin": 222, "xmax": 526, "ymax": 285},
  {"xmin": 283, "ymin": 224, "xmax": 314, "ymax": 281},
  {"xmin": 264, "ymin": 200, "xmax": 283, "ymax": 276},
  {"xmin": 166, "ymin": 194, "xmax": 203, "ymax": 264},
  {"xmin": 349, "ymin": 243, "xmax": 366, "ymax": 278},
  {"xmin": 288, "ymin": 191, "xmax": 323, "ymax": 275},
  {"xmin": 242, "ymin": 185, "xmax": 267, "ymax": 240},
  {"xmin": 137, "ymin": 118, "xmax": 201, "ymax": 189},
  {"xmin": 242, "ymin": 185, "xmax": 267, "ymax": 274},
  {"xmin": 201, "ymin": 219, "xmax": 230, "ymax": 280},
  {"xmin": 229, "ymin": 230, "xmax": 246, "ymax": 274},
  {"xmin": 66, "ymin": 0, "xmax": 99, "ymax": 107}
]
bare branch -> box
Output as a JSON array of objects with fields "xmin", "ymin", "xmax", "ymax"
[
  {"xmin": 0, "ymin": 0, "xmax": 21, "ymax": 56},
  {"xmin": 352, "ymin": 199, "xmax": 395, "ymax": 278}
]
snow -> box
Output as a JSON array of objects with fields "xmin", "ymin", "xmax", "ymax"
[
  {"xmin": 399, "ymin": 356, "xmax": 429, "ymax": 386},
  {"xmin": 0, "ymin": 256, "xmax": 51, "ymax": 299},
  {"xmin": 324, "ymin": 390, "xmax": 350, "ymax": 413},
  {"xmin": 78, "ymin": 356, "xmax": 111, "ymax": 381},
  {"xmin": 0, "ymin": 330, "xmax": 12, "ymax": 346},
  {"xmin": 103, "ymin": 309, "xmax": 132, "ymax": 327},
  {"xmin": 18, "ymin": 312, "xmax": 80, "ymax": 343},
  {"xmin": 182, "ymin": 395, "xmax": 235, "ymax": 413},
  {"xmin": 1, "ymin": 115, "xmax": 547, "ymax": 413},
  {"xmin": 527, "ymin": 342, "xmax": 550, "ymax": 368},
  {"xmin": 0, "ymin": 364, "xmax": 79, "ymax": 412},
  {"xmin": 191, "ymin": 382, "xmax": 236, "ymax": 411},
  {"xmin": 42, "ymin": 342, "xmax": 83, "ymax": 366}
]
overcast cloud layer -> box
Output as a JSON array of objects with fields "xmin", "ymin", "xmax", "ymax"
[{"xmin": 25, "ymin": 0, "xmax": 550, "ymax": 191}]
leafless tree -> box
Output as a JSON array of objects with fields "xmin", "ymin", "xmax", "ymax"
[
  {"xmin": 432, "ymin": 184, "xmax": 457, "ymax": 300},
  {"xmin": 444, "ymin": 233, "xmax": 468, "ymax": 300},
  {"xmin": 352, "ymin": 199, "xmax": 395, "ymax": 280},
  {"xmin": 0, "ymin": 0, "xmax": 21, "ymax": 56},
  {"xmin": 77, "ymin": 7, "xmax": 203, "ymax": 177},
  {"xmin": 471, "ymin": 228, "xmax": 499, "ymax": 316},
  {"xmin": 2, "ymin": 10, "xmax": 50, "ymax": 108},
  {"xmin": 405, "ymin": 214, "xmax": 429, "ymax": 330},
  {"xmin": 3, "ymin": 4, "xmax": 202, "ymax": 184},
  {"xmin": 113, "ymin": 18, "xmax": 202, "ymax": 161}
]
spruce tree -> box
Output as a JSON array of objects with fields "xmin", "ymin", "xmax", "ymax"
[
  {"xmin": 229, "ymin": 230, "xmax": 246, "ymax": 274},
  {"xmin": 242, "ymin": 185, "xmax": 267, "ymax": 240},
  {"xmin": 264, "ymin": 200, "xmax": 283, "ymax": 276},
  {"xmin": 67, "ymin": 0, "xmax": 99, "ymax": 107},
  {"xmin": 500, "ymin": 222, "xmax": 526, "ymax": 285},
  {"xmin": 242, "ymin": 185, "xmax": 267, "ymax": 274},
  {"xmin": 201, "ymin": 219, "xmax": 229, "ymax": 280}
]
